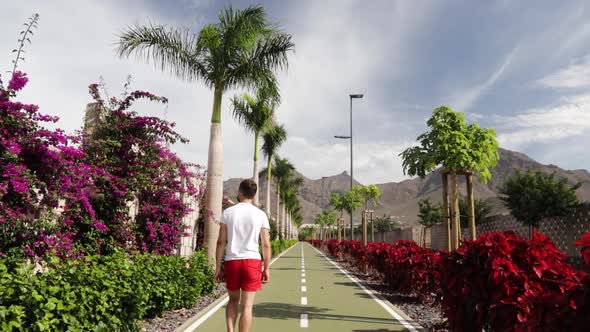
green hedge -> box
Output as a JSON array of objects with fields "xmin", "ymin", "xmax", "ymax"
[
  {"xmin": 270, "ymin": 240, "xmax": 297, "ymax": 257},
  {"xmin": 0, "ymin": 251, "xmax": 214, "ymax": 331}
]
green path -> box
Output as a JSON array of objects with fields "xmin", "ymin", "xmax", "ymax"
[{"xmin": 193, "ymin": 242, "xmax": 416, "ymax": 331}]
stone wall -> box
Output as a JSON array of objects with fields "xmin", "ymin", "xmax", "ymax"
[
  {"xmin": 353, "ymin": 227, "xmax": 421, "ymax": 244},
  {"xmin": 177, "ymin": 177, "xmax": 203, "ymax": 257},
  {"xmin": 429, "ymin": 207, "xmax": 590, "ymax": 257}
]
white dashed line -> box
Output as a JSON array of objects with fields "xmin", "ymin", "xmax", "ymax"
[
  {"xmin": 301, "ymin": 296, "xmax": 308, "ymax": 305},
  {"xmin": 302, "ymin": 278, "xmax": 306, "ymax": 283},
  {"xmin": 301, "ymin": 285, "xmax": 307, "ymax": 292},
  {"xmin": 300, "ymin": 314, "xmax": 309, "ymax": 328}
]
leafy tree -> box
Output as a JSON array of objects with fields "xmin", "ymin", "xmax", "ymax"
[
  {"xmin": 459, "ymin": 197, "xmax": 494, "ymax": 228},
  {"xmin": 343, "ymin": 188, "xmax": 363, "ymax": 239},
  {"xmin": 400, "ymin": 106, "xmax": 499, "ymax": 182},
  {"xmin": 373, "ymin": 215, "xmax": 402, "ymax": 241},
  {"xmin": 500, "ymin": 171, "xmax": 580, "ymax": 236},
  {"xmin": 329, "ymin": 193, "xmax": 346, "ymax": 220},
  {"xmin": 117, "ymin": 4, "xmax": 294, "ymax": 263},
  {"xmin": 232, "ymin": 86, "xmax": 278, "ymax": 205},
  {"xmin": 417, "ymin": 198, "xmax": 442, "ymax": 246},
  {"xmin": 400, "ymin": 106, "xmax": 499, "ymax": 248},
  {"xmin": 418, "ymin": 198, "xmax": 443, "ymax": 228},
  {"xmin": 261, "ymin": 124, "xmax": 287, "ymax": 217},
  {"xmin": 314, "ymin": 210, "xmax": 338, "ymax": 240},
  {"xmin": 357, "ymin": 184, "xmax": 381, "ymax": 210}
]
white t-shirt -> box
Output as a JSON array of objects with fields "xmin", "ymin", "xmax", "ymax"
[{"xmin": 220, "ymin": 202, "xmax": 270, "ymax": 261}]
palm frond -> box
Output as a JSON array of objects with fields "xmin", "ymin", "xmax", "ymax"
[
  {"xmin": 262, "ymin": 123, "xmax": 287, "ymax": 159},
  {"xmin": 219, "ymin": 5, "xmax": 267, "ymax": 55},
  {"xmin": 231, "ymin": 95, "xmax": 256, "ymax": 133},
  {"xmin": 117, "ymin": 24, "xmax": 209, "ymax": 84}
]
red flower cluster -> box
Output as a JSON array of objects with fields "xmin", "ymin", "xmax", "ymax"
[{"xmin": 439, "ymin": 231, "xmax": 588, "ymax": 332}]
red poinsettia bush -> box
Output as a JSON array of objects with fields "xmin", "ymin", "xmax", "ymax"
[
  {"xmin": 309, "ymin": 240, "xmax": 322, "ymax": 248},
  {"xmin": 381, "ymin": 241, "xmax": 443, "ymax": 297},
  {"xmin": 325, "ymin": 239, "xmax": 341, "ymax": 257},
  {"xmin": 323, "ymin": 240, "xmax": 442, "ymax": 298},
  {"xmin": 438, "ymin": 231, "xmax": 586, "ymax": 332},
  {"xmin": 575, "ymin": 231, "xmax": 590, "ymax": 270}
]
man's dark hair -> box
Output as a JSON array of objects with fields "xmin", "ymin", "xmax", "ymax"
[{"xmin": 239, "ymin": 179, "xmax": 257, "ymax": 199}]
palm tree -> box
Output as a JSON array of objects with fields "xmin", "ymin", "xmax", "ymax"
[
  {"xmin": 261, "ymin": 124, "xmax": 287, "ymax": 216},
  {"xmin": 281, "ymin": 175, "xmax": 303, "ymax": 239},
  {"xmin": 232, "ymin": 87, "xmax": 278, "ymax": 205},
  {"xmin": 272, "ymin": 157, "xmax": 295, "ymax": 235},
  {"xmin": 117, "ymin": 5, "xmax": 294, "ymax": 262}
]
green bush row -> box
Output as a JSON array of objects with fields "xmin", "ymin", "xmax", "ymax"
[
  {"xmin": 270, "ymin": 240, "xmax": 298, "ymax": 257},
  {"xmin": 0, "ymin": 251, "xmax": 215, "ymax": 332}
]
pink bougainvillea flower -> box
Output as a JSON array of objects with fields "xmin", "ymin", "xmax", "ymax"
[{"xmin": 8, "ymin": 71, "xmax": 28, "ymax": 91}]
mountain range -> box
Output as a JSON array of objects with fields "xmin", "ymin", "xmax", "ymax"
[{"xmin": 223, "ymin": 148, "xmax": 590, "ymax": 227}]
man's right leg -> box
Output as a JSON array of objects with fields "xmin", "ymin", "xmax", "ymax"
[
  {"xmin": 238, "ymin": 291, "xmax": 256, "ymax": 332},
  {"xmin": 226, "ymin": 290, "xmax": 241, "ymax": 332}
]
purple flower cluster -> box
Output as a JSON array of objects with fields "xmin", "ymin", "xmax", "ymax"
[{"xmin": 1, "ymin": 72, "xmax": 205, "ymax": 259}]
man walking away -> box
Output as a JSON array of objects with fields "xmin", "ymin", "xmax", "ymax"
[{"xmin": 215, "ymin": 179, "xmax": 272, "ymax": 332}]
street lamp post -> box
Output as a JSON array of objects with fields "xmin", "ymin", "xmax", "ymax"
[{"xmin": 335, "ymin": 93, "xmax": 363, "ymax": 241}]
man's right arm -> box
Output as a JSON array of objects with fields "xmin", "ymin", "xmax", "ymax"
[{"xmin": 260, "ymin": 228, "xmax": 271, "ymax": 283}]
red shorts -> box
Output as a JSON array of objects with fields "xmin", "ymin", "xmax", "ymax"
[{"xmin": 224, "ymin": 259, "xmax": 262, "ymax": 292}]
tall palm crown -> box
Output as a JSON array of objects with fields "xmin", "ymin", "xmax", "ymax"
[
  {"xmin": 261, "ymin": 124, "xmax": 287, "ymax": 216},
  {"xmin": 232, "ymin": 86, "xmax": 278, "ymax": 205},
  {"xmin": 117, "ymin": 4, "xmax": 294, "ymax": 263},
  {"xmin": 118, "ymin": 6, "xmax": 293, "ymax": 119}
]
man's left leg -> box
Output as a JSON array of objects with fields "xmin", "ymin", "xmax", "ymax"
[{"xmin": 238, "ymin": 291, "xmax": 256, "ymax": 332}]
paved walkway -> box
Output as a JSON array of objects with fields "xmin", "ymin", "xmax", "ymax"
[{"xmin": 191, "ymin": 242, "xmax": 418, "ymax": 331}]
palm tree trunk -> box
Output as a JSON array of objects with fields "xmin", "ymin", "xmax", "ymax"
[
  {"xmin": 266, "ymin": 158, "xmax": 272, "ymax": 217},
  {"xmin": 281, "ymin": 203, "xmax": 287, "ymax": 239},
  {"xmin": 276, "ymin": 188, "xmax": 281, "ymax": 239},
  {"xmin": 204, "ymin": 87, "xmax": 224, "ymax": 264},
  {"xmin": 253, "ymin": 131, "xmax": 260, "ymax": 206}
]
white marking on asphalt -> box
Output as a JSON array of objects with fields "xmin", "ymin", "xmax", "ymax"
[
  {"xmin": 300, "ymin": 314, "xmax": 309, "ymax": 328},
  {"xmin": 301, "ymin": 286, "xmax": 307, "ymax": 292},
  {"xmin": 301, "ymin": 296, "xmax": 308, "ymax": 305},
  {"xmin": 302, "ymin": 273, "xmax": 306, "ymax": 277},
  {"xmin": 302, "ymin": 278, "xmax": 306, "ymax": 283},
  {"xmin": 309, "ymin": 244, "xmax": 420, "ymax": 332},
  {"xmin": 186, "ymin": 243, "xmax": 297, "ymax": 330}
]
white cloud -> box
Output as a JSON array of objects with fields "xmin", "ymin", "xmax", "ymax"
[
  {"xmin": 535, "ymin": 57, "xmax": 590, "ymax": 89},
  {"xmin": 0, "ymin": 0, "xmax": 438, "ymax": 185},
  {"xmin": 450, "ymin": 46, "xmax": 519, "ymax": 111},
  {"xmin": 281, "ymin": 136, "xmax": 413, "ymax": 184},
  {"xmin": 495, "ymin": 94, "xmax": 590, "ymax": 149}
]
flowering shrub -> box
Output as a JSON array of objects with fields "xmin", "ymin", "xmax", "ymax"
[
  {"xmin": 0, "ymin": 71, "xmax": 204, "ymax": 258},
  {"xmin": 438, "ymin": 231, "xmax": 587, "ymax": 332}
]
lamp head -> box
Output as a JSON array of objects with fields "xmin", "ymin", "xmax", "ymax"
[{"xmin": 350, "ymin": 94, "xmax": 364, "ymax": 99}]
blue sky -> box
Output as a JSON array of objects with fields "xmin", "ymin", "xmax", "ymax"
[{"xmin": 2, "ymin": 0, "xmax": 590, "ymax": 184}]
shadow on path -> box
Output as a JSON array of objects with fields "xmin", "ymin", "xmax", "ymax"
[{"xmin": 254, "ymin": 302, "xmax": 403, "ymax": 325}]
